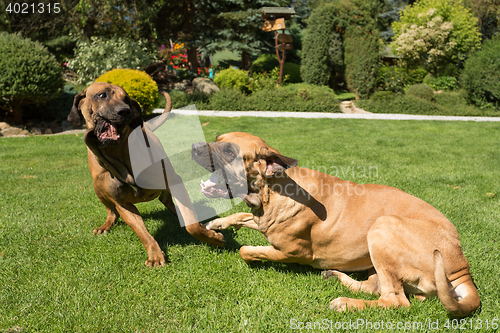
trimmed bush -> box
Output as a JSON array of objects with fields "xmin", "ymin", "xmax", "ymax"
[
  {"xmin": 423, "ymin": 75, "xmax": 459, "ymax": 91},
  {"xmin": 198, "ymin": 83, "xmax": 340, "ymax": 113},
  {"xmin": 95, "ymin": 69, "xmax": 158, "ymax": 113},
  {"xmin": 344, "ymin": 24, "xmax": 379, "ymax": 99},
  {"xmin": 461, "ymin": 36, "xmax": 500, "ymax": 109},
  {"xmin": 251, "ymin": 55, "xmax": 302, "ymax": 84},
  {"xmin": 168, "ymin": 89, "xmax": 209, "ymax": 109},
  {"xmin": 214, "ymin": 68, "xmax": 250, "ymax": 93},
  {"xmin": 357, "ymin": 90, "xmax": 497, "ymax": 116},
  {"xmin": 283, "ymin": 62, "xmax": 302, "ymax": 83},
  {"xmin": 405, "ymin": 84, "xmax": 434, "ymax": 101},
  {"xmin": 376, "ymin": 66, "xmax": 427, "ymax": 93},
  {"xmin": 0, "ymin": 32, "xmax": 64, "ymax": 123},
  {"xmin": 251, "ymin": 54, "xmax": 280, "ymax": 74},
  {"xmin": 69, "ymin": 37, "xmax": 156, "ymax": 85}
]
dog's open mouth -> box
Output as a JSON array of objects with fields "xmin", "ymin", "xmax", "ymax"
[
  {"xmin": 95, "ymin": 120, "xmax": 120, "ymax": 145},
  {"xmin": 200, "ymin": 171, "xmax": 230, "ymax": 199}
]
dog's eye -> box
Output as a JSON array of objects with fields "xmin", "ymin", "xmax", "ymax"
[{"xmin": 98, "ymin": 93, "xmax": 107, "ymax": 99}]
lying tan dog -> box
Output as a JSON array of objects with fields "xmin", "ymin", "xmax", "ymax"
[
  {"xmin": 191, "ymin": 132, "xmax": 480, "ymax": 316},
  {"xmin": 67, "ymin": 82, "xmax": 224, "ymax": 267}
]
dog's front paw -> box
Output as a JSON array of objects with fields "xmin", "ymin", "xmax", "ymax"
[
  {"xmin": 205, "ymin": 218, "xmax": 231, "ymax": 230},
  {"xmin": 145, "ymin": 251, "xmax": 167, "ymax": 268},
  {"xmin": 329, "ymin": 297, "xmax": 351, "ymax": 312},
  {"xmin": 93, "ymin": 226, "xmax": 111, "ymax": 235}
]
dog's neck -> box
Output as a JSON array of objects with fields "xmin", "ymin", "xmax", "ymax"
[{"xmin": 84, "ymin": 128, "xmax": 136, "ymax": 188}]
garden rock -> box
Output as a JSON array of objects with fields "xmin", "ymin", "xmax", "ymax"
[
  {"xmin": 0, "ymin": 122, "xmax": 9, "ymax": 130},
  {"xmin": 174, "ymin": 79, "xmax": 191, "ymax": 92},
  {"xmin": 192, "ymin": 77, "xmax": 220, "ymax": 94}
]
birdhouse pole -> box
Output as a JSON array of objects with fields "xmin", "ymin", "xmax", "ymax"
[{"xmin": 261, "ymin": 7, "xmax": 295, "ymax": 85}]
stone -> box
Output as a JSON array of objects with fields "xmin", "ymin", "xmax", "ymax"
[
  {"xmin": 192, "ymin": 77, "xmax": 220, "ymax": 94},
  {"xmin": 0, "ymin": 122, "xmax": 10, "ymax": 130},
  {"xmin": 0, "ymin": 127, "xmax": 22, "ymax": 137},
  {"xmin": 30, "ymin": 127, "xmax": 43, "ymax": 135},
  {"xmin": 44, "ymin": 128, "xmax": 53, "ymax": 135}
]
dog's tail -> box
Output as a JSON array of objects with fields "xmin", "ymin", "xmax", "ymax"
[
  {"xmin": 148, "ymin": 91, "xmax": 172, "ymax": 132},
  {"xmin": 434, "ymin": 250, "xmax": 480, "ymax": 317}
]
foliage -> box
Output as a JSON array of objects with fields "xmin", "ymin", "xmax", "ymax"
[
  {"xmin": 95, "ymin": 69, "xmax": 159, "ymax": 113},
  {"xmin": 464, "ymin": 0, "xmax": 500, "ymax": 39},
  {"xmin": 0, "ymin": 32, "xmax": 63, "ymax": 122},
  {"xmin": 391, "ymin": 0, "xmax": 481, "ymax": 74},
  {"xmin": 461, "ymin": 36, "xmax": 500, "ymax": 109},
  {"xmin": 248, "ymin": 68, "xmax": 288, "ymax": 93},
  {"xmin": 423, "ymin": 74, "xmax": 459, "ymax": 91},
  {"xmin": 376, "ymin": 65, "xmax": 427, "ymax": 93},
  {"xmin": 251, "ymin": 55, "xmax": 302, "ymax": 85},
  {"xmin": 251, "ymin": 54, "xmax": 280, "ymax": 74},
  {"xmin": 213, "ymin": 68, "xmax": 250, "ymax": 93},
  {"xmin": 43, "ymin": 36, "xmax": 76, "ymax": 63},
  {"xmin": 405, "ymin": 84, "xmax": 435, "ymax": 101},
  {"xmin": 159, "ymin": 42, "xmax": 189, "ymax": 68},
  {"xmin": 198, "ymin": 83, "xmax": 341, "ymax": 113},
  {"xmin": 69, "ymin": 37, "xmax": 156, "ymax": 85},
  {"xmin": 344, "ymin": 25, "xmax": 380, "ymax": 100},
  {"xmin": 168, "ymin": 89, "xmax": 210, "ymax": 109},
  {"xmin": 283, "ymin": 62, "xmax": 302, "ymax": 84},
  {"xmin": 301, "ymin": 0, "xmax": 380, "ymax": 97},
  {"xmin": 357, "ymin": 90, "xmax": 498, "ymax": 116}
]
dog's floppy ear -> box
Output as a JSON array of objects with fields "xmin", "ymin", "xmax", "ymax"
[
  {"xmin": 258, "ymin": 148, "xmax": 298, "ymax": 177},
  {"xmin": 67, "ymin": 89, "xmax": 87, "ymax": 127},
  {"xmin": 127, "ymin": 96, "xmax": 142, "ymax": 118}
]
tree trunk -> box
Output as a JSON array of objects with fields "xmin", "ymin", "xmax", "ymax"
[
  {"xmin": 187, "ymin": 46, "xmax": 199, "ymax": 73},
  {"xmin": 241, "ymin": 51, "xmax": 251, "ymax": 71}
]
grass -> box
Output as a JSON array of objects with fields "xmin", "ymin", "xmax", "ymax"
[{"xmin": 1, "ymin": 117, "xmax": 500, "ymax": 332}]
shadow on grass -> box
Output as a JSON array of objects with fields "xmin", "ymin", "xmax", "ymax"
[{"xmin": 143, "ymin": 208, "xmax": 242, "ymax": 251}]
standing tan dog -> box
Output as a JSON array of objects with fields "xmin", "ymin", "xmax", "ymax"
[
  {"xmin": 191, "ymin": 132, "xmax": 480, "ymax": 316},
  {"xmin": 67, "ymin": 82, "xmax": 224, "ymax": 267}
]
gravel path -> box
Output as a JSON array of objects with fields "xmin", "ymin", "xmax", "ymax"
[{"xmin": 163, "ymin": 109, "xmax": 500, "ymax": 122}]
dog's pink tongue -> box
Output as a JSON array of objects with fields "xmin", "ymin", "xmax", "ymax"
[{"xmin": 100, "ymin": 123, "xmax": 120, "ymax": 140}]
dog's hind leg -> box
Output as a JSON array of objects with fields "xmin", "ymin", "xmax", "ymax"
[
  {"xmin": 93, "ymin": 192, "xmax": 119, "ymax": 234},
  {"xmin": 323, "ymin": 268, "xmax": 380, "ymax": 294},
  {"xmin": 330, "ymin": 216, "xmax": 412, "ymax": 312}
]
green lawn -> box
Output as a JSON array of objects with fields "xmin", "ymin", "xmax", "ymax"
[{"xmin": 1, "ymin": 117, "xmax": 499, "ymax": 332}]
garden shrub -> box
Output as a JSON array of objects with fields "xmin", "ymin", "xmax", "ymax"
[
  {"xmin": 43, "ymin": 36, "xmax": 76, "ymax": 62},
  {"xmin": 376, "ymin": 66, "xmax": 427, "ymax": 93},
  {"xmin": 357, "ymin": 90, "xmax": 496, "ymax": 116},
  {"xmin": 344, "ymin": 24, "xmax": 379, "ymax": 99},
  {"xmin": 213, "ymin": 68, "xmax": 250, "ymax": 93},
  {"xmin": 169, "ymin": 89, "xmax": 210, "ymax": 109},
  {"xmin": 0, "ymin": 32, "xmax": 64, "ymax": 123},
  {"xmin": 251, "ymin": 55, "xmax": 302, "ymax": 84},
  {"xmin": 69, "ymin": 37, "xmax": 156, "ymax": 85},
  {"xmin": 199, "ymin": 83, "xmax": 340, "ymax": 113},
  {"xmin": 301, "ymin": 0, "xmax": 380, "ymax": 93},
  {"xmin": 283, "ymin": 63, "xmax": 302, "ymax": 83},
  {"xmin": 405, "ymin": 84, "xmax": 434, "ymax": 101},
  {"xmin": 461, "ymin": 36, "xmax": 500, "ymax": 109},
  {"xmin": 251, "ymin": 54, "xmax": 280, "ymax": 74},
  {"xmin": 249, "ymin": 68, "xmax": 288, "ymax": 92},
  {"xmin": 95, "ymin": 69, "xmax": 158, "ymax": 113},
  {"xmin": 423, "ymin": 75, "xmax": 459, "ymax": 91}
]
